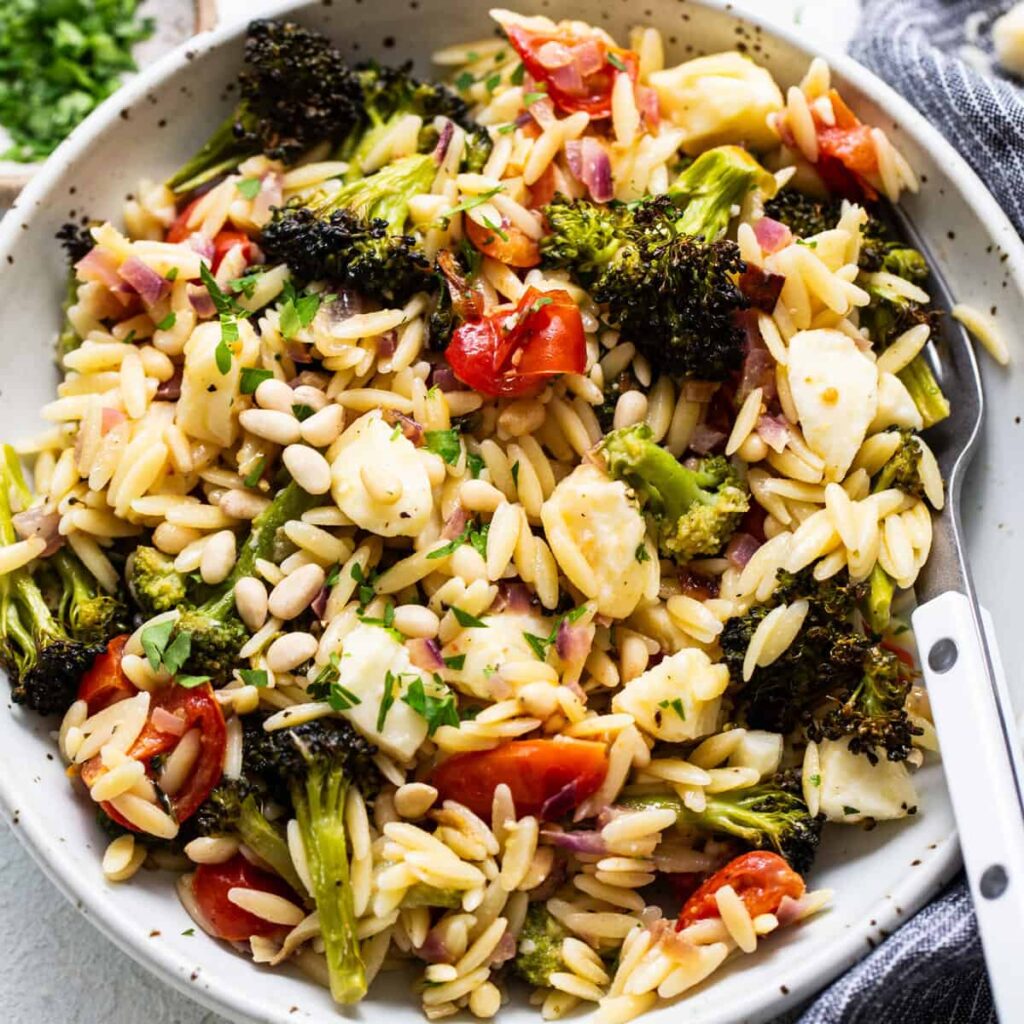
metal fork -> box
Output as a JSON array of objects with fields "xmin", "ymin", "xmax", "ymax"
[{"xmin": 891, "ymin": 208, "xmax": 1024, "ymax": 1021}]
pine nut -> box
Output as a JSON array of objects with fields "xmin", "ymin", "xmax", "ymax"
[
  {"xmin": 292, "ymin": 384, "xmax": 328, "ymax": 411},
  {"xmin": 451, "ymin": 544, "xmax": 487, "ymax": 583},
  {"xmin": 219, "ymin": 489, "xmax": 271, "ymax": 520},
  {"xmin": 394, "ymin": 782, "xmax": 439, "ymax": 819},
  {"xmin": 393, "ymin": 604, "xmax": 440, "ymax": 639},
  {"xmin": 268, "ymin": 562, "xmax": 325, "ymax": 619},
  {"xmin": 300, "ymin": 403, "xmax": 344, "ymax": 447},
  {"xmin": 613, "ymin": 390, "xmax": 648, "ymax": 430},
  {"xmin": 738, "ymin": 432, "xmax": 768, "ymax": 463},
  {"xmin": 152, "ymin": 521, "xmax": 202, "ymax": 555},
  {"xmin": 254, "ymin": 378, "xmax": 294, "ymax": 413},
  {"xmin": 283, "ymin": 444, "xmax": 332, "ymax": 495},
  {"xmin": 200, "ymin": 530, "xmax": 236, "ymax": 585},
  {"xmin": 239, "ymin": 408, "xmax": 301, "ymax": 445},
  {"xmin": 234, "ymin": 576, "xmax": 268, "ymax": 630},
  {"xmin": 266, "ymin": 631, "xmax": 319, "ymax": 673},
  {"xmin": 460, "ymin": 479, "xmax": 504, "ymax": 513},
  {"xmin": 469, "ymin": 981, "xmax": 502, "ymax": 1019},
  {"xmin": 361, "ymin": 465, "xmax": 402, "ymax": 505}
]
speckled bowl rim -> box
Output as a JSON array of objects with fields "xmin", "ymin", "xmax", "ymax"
[{"xmin": 0, "ymin": 2, "xmax": 1022, "ymax": 1022}]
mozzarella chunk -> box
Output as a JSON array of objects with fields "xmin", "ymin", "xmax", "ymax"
[
  {"xmin": 811, "ymin": 738, "xmax": 919, "ymax": 823},
  {"xmin": 335, "ymin": 624, "xmax": 428, "ymax": 761},
  {"xmin": 787, "ymin": 329, "xmax": 879, "ymax": 481},
  {"xmin": 869, "ymin": 371, "xmax": 924, "ymax": 433},
  {"xmin": 729, "ymin": 730, "xmax": 784, "ymax": 780},
  {"xmin": 649, "ymin": 52, "xmax": 784, "ymax": 154},
  {"xmin": 612, "ymin": 648, "xmax": 728, "ymax": 742},
  {"xmin": 442, "ymin": 611, "xmax": 553, "ymax": 700},
  {"xmin": 175, "ymin": 322, "xmax": 241, "ymax": 446},
  {"xmin": 330, "ymin": 410, "xmax": 434, "ymax": 537},
  {"xmin": 541, "ymin": 465, "xmax": 658, "ymax": 619}
]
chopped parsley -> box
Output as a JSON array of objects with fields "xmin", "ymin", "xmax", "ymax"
[
  {"xmin": 481, "ymin": 215, "xmax": 509, "ymax": 242},
  {"xmin": 214, "ymin": 337, "xmax": 233, "ymax": 374},
  {"xmin": 484, "ymin": 72, "xmax": 501, "ymax": 94},
  {"xmin": 236, "ymin": 177, "xmax": 261, "ymax": 199},
  {"xmin": 467, "ymin": 452, "xmax": 485, "ymax": 479},
  {"xmin": 229, "ymin": 270, "xmax": 263, "ymax": 299},
  {"xmin": 243, "ymin": 457, "xmax": 265, "ymax": 488},
  {"xmin": 424, "ymin": 428, "xmax": 462, "ymax": 466},
  {"xmin": 436, "ymin": 187, "xmax": 504, "ymax": 228},
  {"xmin": 238, "ymin": 668, "xmax": 269, "ymax": 688},
  {"xmin": 279, "ymin": 279, "xmax": 322, "ymax": 340},
  {"xmin": 843, "ymin": 806, "xmax": 860, "ymax": 816},
  {"xmin": 165, "ymin": 267, "xmax": 179, "ymax": 282},
  {"xmin": 657, "ymin": 697, "xmax": 687, "ymax": 720},
  {"xmin": 451, "ymin": 606, "xmax": 488, "ymax": 629},
  {"xmin": 291, "ymin": 403, "xmax": 316, "ymax": 422},
  {"xmin": 444, "ymin": 654, "xmax": 466, "ymax": 671},
  {"xmin": 377, "ymin": 670, "xmax": 401, "ymax": 731},
  {"xmin": 308, "ymin": 654, "xmax": 361, "ymax": 711},
  {"xmin": 454, "ymin": 70, "xmax": 474, "ymax": 91},
  {"xmin": 510, "ymin": 62, "xmax": 525, "ymax": 85},
  {"xmin": 809, "ymin": 774, "xmax": 822, "ymax": 787},
  {"xmin": 402, "ymin": 677, "xmax": 459, "ymax": 735},
  {"xmin": 607, "ymin": 52, "xmax": 628, "ymax": 73},
  {"xmin": 140, "ymin": 619, "xmax": 175, "ymax": 671},
  {"xmin": 635, "ymin": 543, "xmax": 650, "ymax": 563},
  {"xmin": 523, "ymin": 89, "xmax": 547, "ymax": 106},
  {"xmin": 176, "ymin": 674, "xmax": 212, "ymax": 689},
  {"xmin": 199, "ymin": 261, "xmax": 249, "ymax": 347},
  {"xmin": 154, "ymin": 311, "xmax": 176, "ymax": 332},
  {"xmin": 239, "ymin": 367, "xmax": 272, "ymax": 395},
  {"xmin": 523, "ymin": 604, "xmax": 590, "ymax": 662}
]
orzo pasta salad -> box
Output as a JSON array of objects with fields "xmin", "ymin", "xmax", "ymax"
[{"xmin": 4, "ymin": 10, "xmax": 949, "ymax": 1021}]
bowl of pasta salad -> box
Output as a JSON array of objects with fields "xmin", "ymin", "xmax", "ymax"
[{"xmin": 0, "ymin": 2, "xmax": 1022, "ymax": 1023}]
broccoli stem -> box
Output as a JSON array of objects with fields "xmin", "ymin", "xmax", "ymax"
[
  {"xmin": 238, "ymin": 794, "xmax": 305, "ymax": 895},
  {"xmin": 167, "ymin": 114, "xmax": 254, "ymax": 195},
  {"xmin": 293, "ymin": 769, "xmax": 365, "ymax": 1004},
  {"xmin": 12, "ymin": 570, "xmax": 62, "ymax": 643},
  {"xmin": 866, "ymin": 564, "xmax": 895, "ymax": 635},
  {"xmin": 898, "ymin": 356, "xmax": 950, "ymax": 428}
]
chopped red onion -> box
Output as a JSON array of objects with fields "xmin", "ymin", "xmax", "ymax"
[
  {"xmin": 155, "ymin": 368, "xmax": 183, "ymax": 402},
  {"xmin": 12, "ymin": 507, "xmax": 62, "ymax": 557},
  {"xmin": 187, "ymin": 283, "xmax": 216, "ymax": 318},
  {"xmin": 433, "ymin": 119, "xmax": 455, "ymax": 163},
  {"xmin": 407, "ymin": 637, "xmax": 445, "ymax": 673},
  {"xmin": 493, "ymin": 580, "xmax": 533, "ymax": 614},
  {"xmin": 117, "ymin": 257, "xmax": 169, "ymax": 307},
  {"xmin": 677, "ymin": 568, "xmax": 719, "ymax": 601},
  {"xmin": 566, "ymin": 138, "xmax": 613, "ymax": 203},
  {"xmin": 185, "ymin": 233, "xmax": 215, "ymax": 262},
  {"xmin": 75, "ymin": 246, "xmax": 121, "ymax": 289},
  {"xmin": 756, "ymin": 413, "xmax": 790, "ymax": 453},
  {"xmin": 725, "ymin": 532, "xmax": 761, "ymax": 569},
  {"xmin": 555, "ymin": 620, "xmax": 591, "ymax": 664},
  {"xmin": 377, "ymin": 331, "xmax": 397, "ymax": 359},
  {"xmin": 775, "ymin": 894, "xmax": 809, "ymax": 927},
  {"xmin": 430, "ymin": 364, "xmax": 461, "ymax": 393},
  {"xmin": 548, "ymin": 60, "xmax": 585, "ymax": 97},
  {"xmin": 152, "ymin": 707, "xmax": 187, "ymax": 736},
  {"xmin": 251, "ymin": 172, "xmax": 283, "ymax": 228},
  {"xmin": 753, "ymin": 216, "xmax": 793, "ymax": 255},
  {"xmin": 311, "ymin": 586, "xmax": 329, "ymax": 621},
  {"xmin": 537, "ymin": 40, "xmax": 575, "ymax": 69},
  {"xmin": 575, "ymin": 39, "xmax": 606, "ymax": 76},
  {"xmin": 636, "ymin": 84, "xmax": 660, "ymax": 129},
  {"xmin": 540, "ymin": 779, "xmax": 580, "ymax": 821},
  {"xmin": 442, "ymin": 505, "xmax": 468, "ymax": 541},
  {"xmin": 382, "ymin": 410, "xmax": 425, "ymax": 447},
  {"xmin": 540, "ymin": 828, "xmax": 607, "ymax": 855},
  {"xmin": 688, "ymin": 423, "xmax": 727, "ymax": 455},
  {"xmin": 415, "ymin": 929, "xmax": 452, "ymax": 965},
  {"xmin": 488, "ymin": 931, "xmax": 517, "ymax": 968}
]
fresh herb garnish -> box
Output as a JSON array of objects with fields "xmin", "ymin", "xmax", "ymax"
[
  {"xmin": 377, "ymin": 670, "xmax": 399, "ymax": 731},
  {"xmin": 155, "ymin": 311, "xmax": 176, "ymax": 331},
  {"xmin": 607, "ymin": 52, "xmax": 628, "ymax": 73},
  {"xmin": 635, "ymin": 543, "xmax": 650, "ymax": 563},
  {"xmin": 199, "ymin": 261, "xmax": 249, "ymax": 347},
  {"xmin": 236, "ymin": 177, "xmax": 261, "ymax": 199},
  {"xmin": 451, "ymin": 606, "xmax": 488, "ymax": 629},
  {"xmin": 455, "ymin": 70, "xmax": 474, "ymax": 92},
  {"xmin": 657, "ymin": 697, "xmax": 687, "ymax": 720},
  {"xmin": 291, "ymin": 403, "xmax": 316, "ymax": 422},
  {"xmin": 309, "ymin": 653, "xmax": 361, "ymax": 711},
  {"xmin": 444, "ymin": 654, "xmax": 466, "ymax": 671},
  {"xmin": 176, "ymin": 674, "xmax": 212, "ymax": 689},
  {"xmin": 279, "ymin": 279, "xmax": 322, "ymax": 340},
  {"xmin": 402, "ymin": 677, "xmax": 459, "ymax": 735},
  {"xmin": 510, "ymin": 62, "xmax": 525, "ymax": 85},
  {"xmin": 467, "ymin": 452, "xmax": 484, "ymax": 479},
  {"xmin": 243, "ymin": 457, "xmax": 266, "ymax": 488},
  {"xmin": 424, "ymin": 428, "xmax": 462, "ymax": 466},
  {"xmin": 140, "ymin": 620, "xmax": 175, "ymax": 672},
  {"xmin": 239, "ymin": 367, "xmax": 273, "ymax": 395},
  {"xmin": 523, "ymin": 89, "xmax": 547, "ymax": 106},
  {"xmin": 510, "ymin": 460, "xmax": 520, "ymax": 488},
  {"xmin": 214, "ymin": 337, "xmax": 232, "ymax": 374},
  {"xmin": 239, "ymin": 668, "xmax": 269, "ymax": 688}
]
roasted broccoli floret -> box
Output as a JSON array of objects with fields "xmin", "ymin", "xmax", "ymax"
[
  {"xmin": 193, "ymin": 777, "xmax": 305, "ymax": 894},
  {"xmin": 173, "ymin": 482, "xmax": 316, "ymax": 680},
  {"xmin": 127, "ymin": 545, "xmax": 188, "ymax": 616},
  {"xmin": 623, "ymin": 771, "xmax": 822, "ymax": 875},
  {"xmin": 260, "ymin": 154, "xmax": 437, "ymax": 304},
  {"xmin": 812, "ymin": 645, "xmax": 921, "ymax": 764},
  {"xmin": 460, "ymin": 125, "xmax": 494, "ymax": 174},
  {"xmin": 720, "ymin": 569, "xmax": 873, "ymax": 733},
  {"xmin": 513, "ymin": 903, "xmax": 568, "ymax": 988},
  {"xmin": 600, "ymin": 425, "xmax": 748, "ymax": 560},
  {"xmin": 0, "ymin": 446, "xmax": 100, "ymax": 714},
  {"xmin": 246, "ymin": 717, "xmax": 380, "ymax": 1004},
  {"xmin": 167, "ymin": 20, "xmax": 363, "ymax": 194},
  {"xmin": 762, "ymin": 189, "xmax": 844, "ymax": 241},
  {"xmin": 668, "ymin": 146, "xmax": 777, "ymax": 241},
  {"xmin": 52, "ymin": 549, "xmax": 129, "ymax": 645},
  {"xmin": 540, "ymin": 197, "xmax": 636, "ymax": 290}
]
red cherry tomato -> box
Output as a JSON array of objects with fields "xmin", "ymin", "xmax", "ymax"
[
  {"xmin": 429, "ymin": 738, "xmax": 608, "ymax": 820},
  {"xmin": 813, "ymin": 90, "xmax": 880, "ymax": 202},
  {"xmin": 192, "ymin": 855, "xmax": 297, "ymax": 941},
  {"xmin": 445, "ymin": 286, "xmax": 586, "ymax": 398},
  {"xmin": 465, "ymin": 216, "xmax": 540, "ymax": 268},
  {"xmin": 166, "ymin": 198, "xmax": 201, "ymax": 244},
  {"xmin": 166, "ymin": 199, "xmax": 250, "ymax": 271},
  {"xmin": 81, "ymin": 678, "xmax": 227, "ymax": 829},
  {"xmin": 505, "ymin": 24, "xmax": 638, "ymax": 118},
  {"xmin": 78, "ymin": 635, "xmax": 136, "ymax": 713},
  {"xmin": 677, "ymin": 851, "xmax": 805, "ymax": 930}
]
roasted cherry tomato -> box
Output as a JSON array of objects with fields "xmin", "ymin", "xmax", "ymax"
[
  {"xmin": 677, "ymin": 851, "xmax": 805, "ymax": 930},
  {"xmin": 465, "ymin": 216, "xmax": 540, "ymax": 268},
  {"xmin": 445, "ymin": 286, "xmax": 586, "ymax": 398},
  {"xmin": 166, "ymin": 198, "xmax": 201, "ymax": 244},
  {"xmin": 166, "ymin": 200, "xmax": 250, "ymax": 271},
  {"xmin": 814, "ymin": 90, "xmax": 880, "ymax": 201},
  {"xmin": 505, "ymin": 24, "xmax": 638, "ymax": 118},
  {"xmin": 192, "ymin": 855, "xmax": 297, "ymax": 941},
  {"xmin": 78, "ymin": 635, "xmax": 136, "ymax": 713},
  {"xmin": 430, "ymin": 737, "xmax": 608, "ymax": 820},
  {"xmin": 81, "ymin": 679, "xmax": 227, "ymax": 829}
]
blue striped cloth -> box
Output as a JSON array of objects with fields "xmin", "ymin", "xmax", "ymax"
[{"xmin": 776, "ymin": 4, "xmax": 1024, "ymax": 1020}]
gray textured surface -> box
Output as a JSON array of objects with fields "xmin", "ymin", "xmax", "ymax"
[{"xmin": 0, "ymin": 2, "xmax": 853, "ymax": 1022}]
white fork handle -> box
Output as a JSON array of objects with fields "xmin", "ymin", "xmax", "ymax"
[{"xmin": 912, "ymin": 591, "xmax": 1024, "ymax": 1023}]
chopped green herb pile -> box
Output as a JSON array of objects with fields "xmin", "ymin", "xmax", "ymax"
[{"xmin": 0, "ymin": 0, "xmax": 155, "ymax": 162}]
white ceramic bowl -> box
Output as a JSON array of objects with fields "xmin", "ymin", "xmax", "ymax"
[{"xmin": 1, "ymin": 2, "xmax": 1022, "ymax": 1022}]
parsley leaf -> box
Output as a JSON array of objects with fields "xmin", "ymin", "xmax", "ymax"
[
  {"xmin": 199, "ymin": 261, "xmax": 249, "ymax": 346},
  {"xmin": 176, "ymin": 674, "xmax": 212, "ymax": 689},
  {"xmin": 510, "ymin": 460, "xmax": 520, "ymax": 489},
  {"xmin": 436, "ymin": 187, "xmax": 503, "ymax": 228},
  {"xmin": 452, "ymin": 606, "xmax": 488, "ymax": 628},
  {"xmin": 279, "ymin": 280, "xmax": 321, "ymax": 340},
  {"xmin": 140, "ymin": 620, "xmax": 175, "ymax": 672},
  {"xmin": 240, "ymin": 367, "xmax": 273, "ymax": 395},
  {"xmin": 455, "ymin": 70, "xmax": 474, "ymax": 91},
  {"xmin": 843, "ymin": 806, "xmax": 860, "ymax": 816},
  {"xmin": 377, "ymin": 670, "xmax": 399, "ymax": 731},
  {"xmin": 635, "ymin": 543, "xmax": 650, "ymax": 563},
  {"xmin": 607, "ymin": 52, "xmax": 628, "ymax": 73},
  {"xmin": 424, "ymin": 428, "xmax": 462, "ymax": 466},
  {"xmin": 510, "ymin": 62, "xmax": 525, "ymax": 85},
  {"xmin": 243, "ymin": 457, "xmax": 266, "ymax": 488},
  {"xmin": 657, "ymin": 697, "xmax": 687, "ymax": 720},
  {"xmin": 239, "ymin": 668, "xmax": 269, "ymax": 688},
  {"xmin": 402, "ymin": 678, "xmax": 460, "ymax": 735},
  {"xmin": 236, "ymin": 177, "xmax": 261, "ymax": 199},
  {"xmin": 467, "ymin": 452, "xmax": 484, "ymax": 479},
  {"xmin": 444, "ymin": 654, "xmax": 466, "ymax": 671},
  {"xmin": 523, "ymin": 89, "xmax": 547, "ymax": 106},
  {"xmin": 155, "ymin": 311, "xmax": 176, "ymax": 331},
  {"xmin": 161, "ymin": 631, "xmax": 192, "ymax": 675},
  {"xmin": 214, "ymin": 337, "xmax": 232, "ymax": 374},
  {"xmin": 291, "ymin": 403, "xmax": 316, "ymax": 422}
]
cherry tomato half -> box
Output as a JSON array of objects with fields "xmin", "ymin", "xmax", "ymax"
[
  {"xmin": 192, "ymin": 855, "xmax": 297, "ymax": 941},
  {"xmin": 505, "ymin": 24, "xmax": 638, "ymax": 118},
  {"xmin": 78, "ymin": 635, "xmax": 135, "ymax": 713},
  {"xmin": 166, "ymin": 199, "xmax": 251, "ymax": 271},
  {"xmin": 445, "ymin": 286, "xmax": 586, "ymax": 398},
  {"xmin": 677, "ymin": 851, "xmax": 805, "ymax": 930},
  {"xmin": 814, "ymin": 90, "xmax": 880, "ymax": 202},
  {"xmin": 430, "ymin": 737, "xmax": 608, "ymax": 820},
  {"xmin": 465, "ymin": 216, "xmax": 540, "ymax": 268}
]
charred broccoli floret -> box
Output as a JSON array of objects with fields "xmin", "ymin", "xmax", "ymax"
[
  {"xmin": 812, "ymin": 646, "xmax": 922, "ymax": 764},
  {"xmin": 623, "ymin": 771, "xmax": 822, "ymax": 875},
  {"xmin": 172, "ymin": 482, "xmax": 316, "ymax": 680},
  {"xmin": 246, "ymin": 717, "xmax": 380, "ymax": 1004},
  {"xmin": 720, "ymin": 569, "xmax": 873, "ymax": 733},
  {"xmin": 260, "ymin": 154, "xmax": 437, "ymax": 304},
  {"xmin": 762, "ymin": 189, "xmax": 844, "ymax": 240},
  {"xmin": 127, "ymin": 545, "xmax": 188, "ymax": 616},
  {"xmin": 167, "ymin": 19, "xmax": 363, "ymax": 194},
  {"xmin": 513, "ymin": 903, "xmax": 568, "ymax": 988},
  {"xmin": 52, "ymin": 549, "xmax": 129, "ymax": 645},
  {"xmin": 540, "ymin": 197, "xmax": 636, "ymax": 290},
  {"xmin": 600, "ymin": 425, "xmax": 748, "ymax": 560},
  {"xmin": 0, "ymin": 446, "xmax": 100, "ymax": 714}
]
